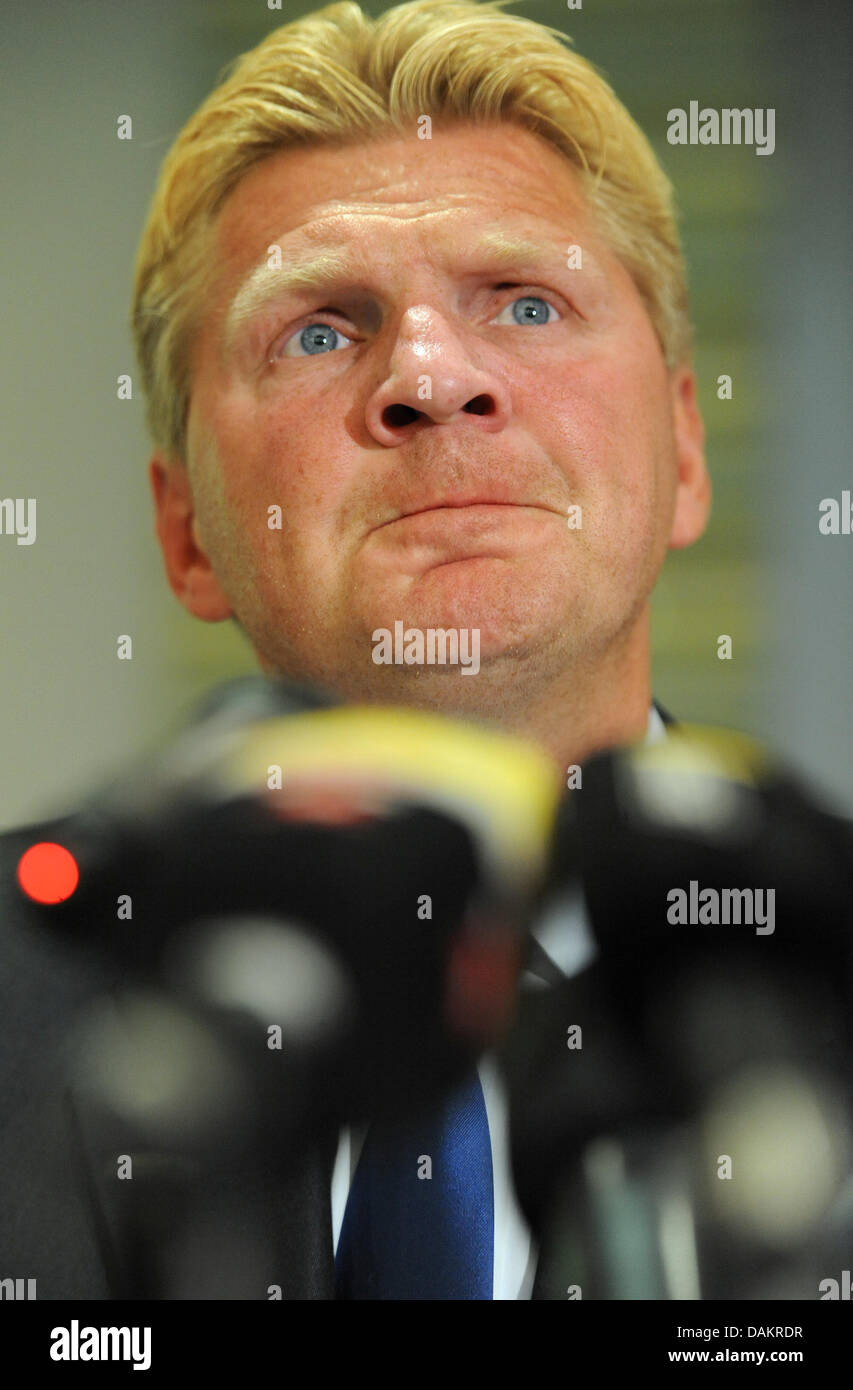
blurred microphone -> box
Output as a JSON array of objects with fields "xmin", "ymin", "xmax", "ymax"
[
  {"xmin": 505, "ymin": 725, "xmax": 853, "ymax": 1299},
  {"xmin": 12, "ymin": 676, "xmax": 561, "ymax": 1296},
  {"xmin": 14, "ymin": 675, "xmax": 559, "ymax": 1152},
  {"xmin": 15, "ymin": 687, "xmax": 851, "ymax": 1298}
]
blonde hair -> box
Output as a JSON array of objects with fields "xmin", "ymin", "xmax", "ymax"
[{"xmin": 131, "ymin": 0, "xmax": 691, "ymax": 464}]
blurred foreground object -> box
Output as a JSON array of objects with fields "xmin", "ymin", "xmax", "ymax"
[
  {"xmin": 12, "ymin": 687, "xmax": 852, "ymax": 1297},
  {"xmin": 506, "ymin": 726, "xmax": 853, "ymax": 1298},
  {"xmin": 17, "ymin": 677, "xmax": 558, "ymax": 1143},
  {"xmin": 13, "ymin": 677, "xmax": 558, "ymax": 1296}
]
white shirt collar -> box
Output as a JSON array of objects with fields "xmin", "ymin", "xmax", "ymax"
[{"xmin": 645, "ymin": 702, "xmax": 668, "ymax": 747}]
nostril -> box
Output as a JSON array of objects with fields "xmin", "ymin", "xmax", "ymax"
[
  {"xmin": 383, "ymin": 403, "xmax": 420, "ymax": 428},
  {"xmin": 463, "ymin": 395, "xmax": 494, "ymax": 416}
]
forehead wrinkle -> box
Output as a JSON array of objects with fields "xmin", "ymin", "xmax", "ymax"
[{"xmin": 222, "ymin": 229, "xmax": 567, "ymax": 353}]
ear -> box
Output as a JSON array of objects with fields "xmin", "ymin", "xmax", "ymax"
[
  {"xmin": 148, "ymin": 453, "xmax": 233, "ymax": 621},
  {"xmin": 667, "ymin": 364, "xmax": 711, "ymax": 550}
]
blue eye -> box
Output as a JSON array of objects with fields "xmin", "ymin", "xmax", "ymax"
[
  {"xmin": 495, "ymin": 295, "xmax": 559, "ymax": 326},
  {"xmin": 281, "ymin": 322, "xmax": 354, "ymax": 357}
]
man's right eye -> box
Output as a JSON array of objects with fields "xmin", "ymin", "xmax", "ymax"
[{"xmin": 278, "ymin": 321, "xmax": 355, "ymax": 358}]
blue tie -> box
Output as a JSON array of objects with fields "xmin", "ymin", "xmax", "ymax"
[{"xmin": 335, "ymin": 1069, "xmax": 494, "ymax": 1299}]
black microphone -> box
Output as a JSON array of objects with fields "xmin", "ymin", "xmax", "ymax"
[
  {"xmin": 13, "ymin": 677, "xmax": 560, "ymax": 1296},
  {"xmin": 505, "ymin": 725, "xmax": 853, "ymax": 1298},
  {"xmin": 15, "ymin": 676, "xmax": 559, "ymax": 1149}
]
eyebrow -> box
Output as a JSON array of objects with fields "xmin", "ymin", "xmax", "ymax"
[{"xmin": 222, "ymin": 231, "xmax": 563, "ymax": 353}]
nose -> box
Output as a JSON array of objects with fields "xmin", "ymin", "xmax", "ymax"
[{"xmin": 364, "ymin": 304, "xmax": 511, "ymax": 445}]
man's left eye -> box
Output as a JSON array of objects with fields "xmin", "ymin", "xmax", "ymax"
[
  {"xmin": 493, "ymin": 295, "xmax": 560, "ymax": 326},
  {"xmin": 280, "ymin": 322, "xmax": 355, "ymax": 357}
]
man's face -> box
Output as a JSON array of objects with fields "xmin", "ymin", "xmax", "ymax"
[{"xmin": 155, "ymin": 121, "xmax": 707, "ymax": 714}]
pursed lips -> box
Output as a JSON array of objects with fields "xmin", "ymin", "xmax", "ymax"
[{"xmin": 373, "ymin": 497, "xmax": 564, "ymax": 530}]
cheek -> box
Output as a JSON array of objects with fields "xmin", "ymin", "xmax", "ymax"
[
  {"xmin": 191, "ymin": 403, "xmax": 287, "ymax": 560},
  {"xmin": 534, "ymin": 351, "xmax": 675, "ymax": 563},
  {"xmin": 218, "ymin": 389, "xmax": 351, "ymax": 535},
  {"xmin": 188, "ymin": 401, "xmax": 276, "ymax": 585},
  {"xmin": 542, "ymin": 355, "xmax": 669, "ymax": 489}
]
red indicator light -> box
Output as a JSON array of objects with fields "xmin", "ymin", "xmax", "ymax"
[{"xmin": 16, "ymin": 841, "xmax": 80, "ymax": 904}]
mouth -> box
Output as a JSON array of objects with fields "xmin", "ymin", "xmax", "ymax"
[
  {"xmin": 378, "ymin": 497, "xmax": 563, "ymax": 530},
  {"xmin": 401, "ymin": 498, "xmax": 520, "ymax": 518}
]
